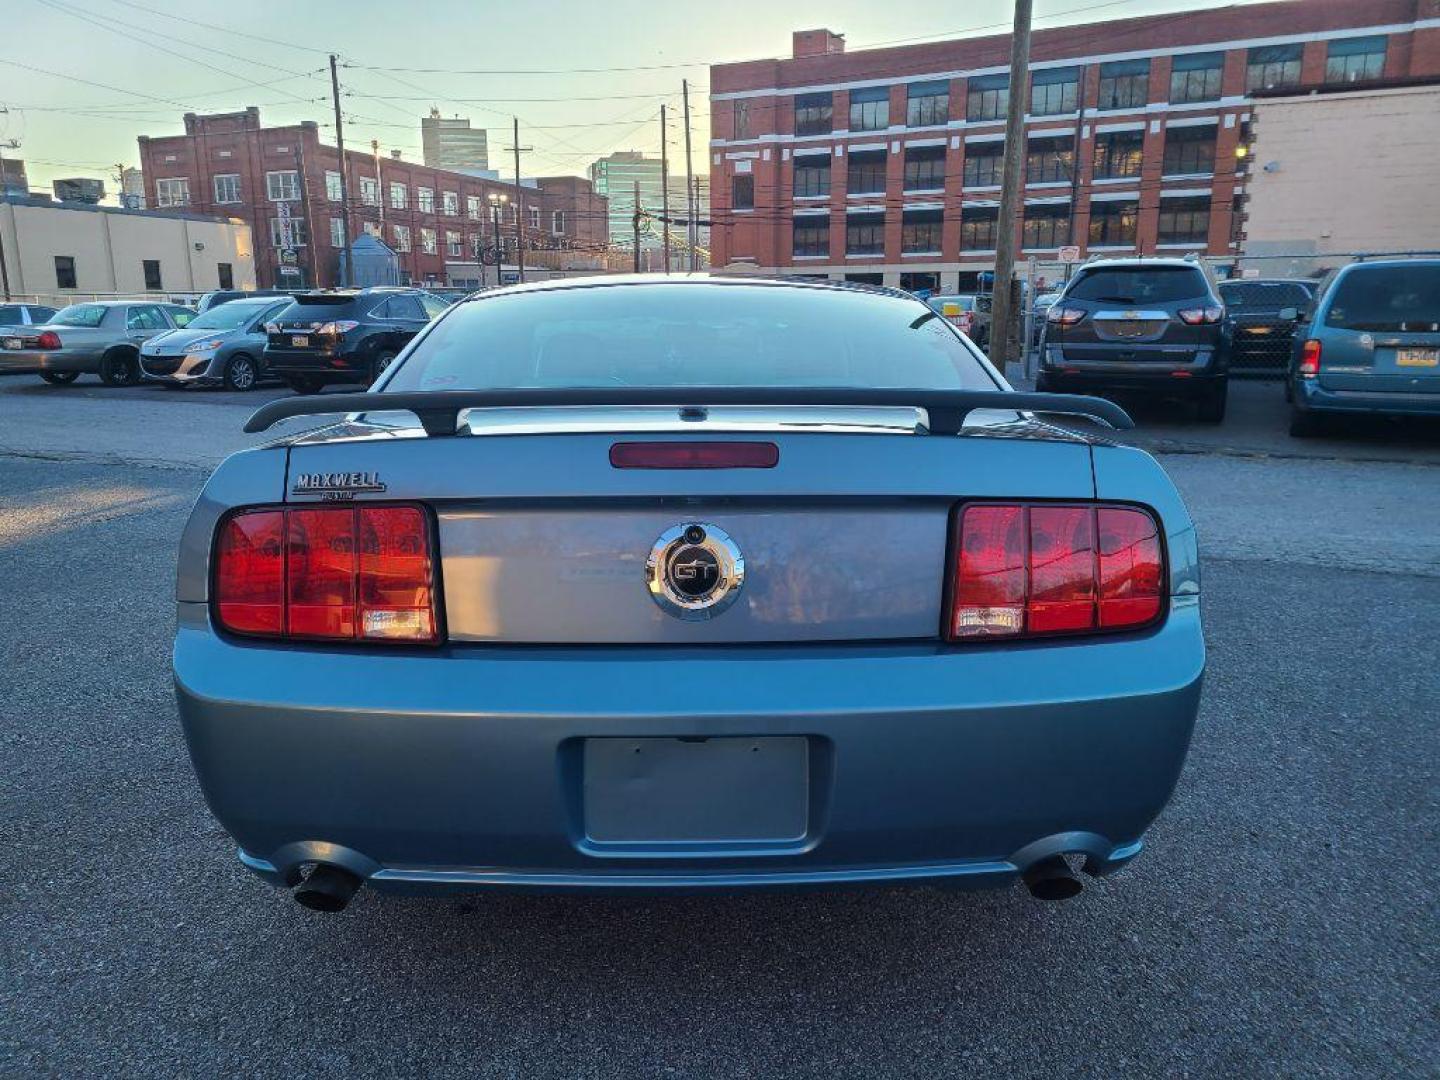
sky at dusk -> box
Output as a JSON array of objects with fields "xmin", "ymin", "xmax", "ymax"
[{"xmin": 2, "ymin": 0, "xmax": 1268, "ymax": 197}]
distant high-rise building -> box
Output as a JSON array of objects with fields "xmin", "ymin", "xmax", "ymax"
[
  {"xmin": 1, "ymin": 158, "xmax": 28, "ymax": 197},
  {"xmin": 421, "ymin": 108, "xmax": 489, "ymax": 171},
  {"xmin": 588, "ymin": 151, "xmax": 669, "ymax": 248},
  {"xmin": 53, "ymin": 177, "xmax": 106, "ymax": 204},
  {"xmin": 120, "ymin": 167, "xmax": 146, "ymax": 209}
]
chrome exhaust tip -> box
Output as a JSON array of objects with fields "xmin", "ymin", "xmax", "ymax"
[{"xmin": 1022, "ymin": 854, "xmax": 1084, "ymax": 901}]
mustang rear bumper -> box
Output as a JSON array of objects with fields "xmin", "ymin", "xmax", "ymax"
[{"xmin": 174, "ymin": 598, "xmax": 1204, "ymax": 894}]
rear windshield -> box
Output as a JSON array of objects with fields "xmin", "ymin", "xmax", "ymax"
[
  {"xmin": 1324, "ymin": 264, "xmax": 1440, "ymax": 331},
  {"xmin": 383, "ymin": 284, "xmax": 997, "ymax": 392},
  {"xmin": 274, "ymin": 299, "xmax": 360, "ymax": 322},
  {"xmin": 50, "ymin": 304, "xmax": 109, "ymax": 328},
  {"xmin": 1218, "ymin": 281, "xmax": 1312, "ymax": 310},
  {"xmin": 1066, "ymin": 267, "xmax": 1210, "ymax": 304},
  {"xmin": 188, "ymin": 300, "xmax": 283, "ymax": 330}
]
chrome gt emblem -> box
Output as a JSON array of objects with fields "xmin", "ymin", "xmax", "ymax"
[{"xmin": 645, "ymin": 523, "xmax": 744, "ymax": 620}]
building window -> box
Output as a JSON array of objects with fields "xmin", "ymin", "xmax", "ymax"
[
  {"xmin": 962, "ymin": 142, "xmax": 1004, "ymax": 187},
  {"xmin": 906, "ymin": 80, "xmax": 949, "ymax": 127},
  {"xmin": 1030, "ymin": 67, "xmax": 1079, "ymax": 116},
  {"xmin": 551, "ymin": 211, "xmax": 566, "ymax": 234},
  {"xmin": 1327, "ymin": 36, "xmax": 1386, "ymax": 83},
  {"xmin": 845, "ymin": 211, "xmax": 885, "ymax": 255},
  {"xmin": 142, "ymin": 259, "xmax": 163, "ymax": 290},
  {"xmin": 794, "ymin": 155, "xmax": 831, "ymax": 198},
  {"xmin": 442, "ymin": 191, "xmax": 459, "ymax": 216},
  {"xmin": 325, "ymin": 171, "xmax": 342, "ymax": 202},
  {"xmin": 1098, "ymin": 59, "xmax": 1149, "ymax": 110},
  {"xmin": 901, "ymin": 208, "xmax": 943, "ymax": 254},
  {"xmin": 330, "ymin": 217, "xmax": 345, "ymax": 248},
  {"xmin": 467, "ymin": 195, "xmax": 481, "ymax": 219},
  {"xmin": 359, "ymin": 177, "xmax": 379, "ymax": 206},
  {"xmin": 54, "ymin": 256, "xmax": 77, "ymax": 289},
  {"xmin": 1170, "ymin": 52, "xmax": 1224, "ymax": 103},
  {"xmin": 418, "ymin": 187, "xmax": 435, "ymax": 214},
  {"xmin": 1088, "ymin": 199, "xmax": 1138, "ymax": 246},
  {"xmin": 420, "ymin": 227, "xmax": 437, "ymax": 254},
  {"xmin": 793, "ymin": 92, "xmax": 833, "ymax": 136},
  {"xmin": 902, "ymin": 145, "xmax": 946, "ymax": 192},
  {"xmin": 1093, "ymin": 130, "xmax": 1144, "ymax": 178},
  {"xmin": 217, "ymin": 262, "xmax": 234, "ymax": 289},
  {"xmin": 734, "ymin": 100, "xmax": 752, "ymax": 140},
  {"xmin": 848, "ymin": 86, "xmax": 890, "ymax": 132},
  {"xmin": 792, "ymin": 215, "xmax": 829, "ymax": 257},
  {"xmin": 393, "ymin": 224, "xmax": 411, "ymax": 252},
  {"xmin": 527, "ymin": 206, "xmax": 540, "ymax": 229},
  {"xmin": 967, "ymin": 74, "xmax": 1008, "ymax": 122},
  {"xmin": 265, "ymin": 170, "xmax": 301, "ymax": 202},
  {"xmin": 960, "ymin": 207, "xmax": 998, "ymax": 250},
  {"xmin": 447, "ymin": 230, "xmax": 463, "ymax": 257},
  {"xmin": 732, "ymin": 173, "xmax": 754, "ymax": 209},
  {"xmin": 269, "ymin": 218, "xmax": 309, "ymax": 247},
  {"xmin": 842, "ymin": 150, "xmax": 884, "ymax": 196},
  {"xmin": 212, "ymin": 174, "xmax": 241, "ymax": 204},
  {"xmin": 363, "ymin": 220, "xmax": 381, "ymax": 238},
  {"xmin": 469, "ymin": 233, "xmax": 484, "ymax": 259},
  {"xmin": 1162, "ymin": 125, "xmax": 1216, "ymax": 175},
  {"xmin": 155, "ymin": 178, "xmax": 190, "ymax": 207},
  {"xmin": 1158, "ymin": 196, "xmax": 1210, "ymax": 244},
  {"xmin": 1025, "ymin": 136, "xmax": 1074, "ymax": 183},
  {"xmin": 1247, "ymin": 44, "xmax": 1303, "ymax": 92},
  {"xmin": 1022, "ymin": 203, "xmax": 1070, "ymax": 249},
  {"xmin": 384, "ymin": 182, "xmax": 405, "ymax": 210}
]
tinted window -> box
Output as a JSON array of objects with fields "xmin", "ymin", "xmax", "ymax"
[
  {"xmin": 1324, "ymin": 264, "xmax": 1440, "ymax": 331},
  {"xmin": 0, "ymin": 305, "xmax": 23, "ymax": 324},
  {"xmin": 384, "ymin": 285, "xmax": 997, "ymax": 393},
  {"xmin": 51, "ymin": 304, "xmax": 109, "ymax": 328},
  {"xmin": 419, "ymin": 294, "xmax": 450, "ymax": 319},
  {"xmin": 127, "ymin": 305, "xmax": 168, "ymax": 330},
  {"xmin": 32, "ymin": 307, "xmax": 58, "ymax": 322},
  {"xmin": 278, "ymin": 300, "xmax": 359, "ymax": 322},
  {"xmin": 1217, "ymin": 282, "xmax": 1312, "ymax": 311},
  {"xmin": 1066, "ymin": 267, "xmax": 1211, "ymax": 304},
  {"xmin": 384, "ymin": 295, "xmax": 426, "ymax": 320}
]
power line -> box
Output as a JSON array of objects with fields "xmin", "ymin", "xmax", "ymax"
[{"xmin": 96, "ymin": 0, "xmax": 338, "ymax": 54}]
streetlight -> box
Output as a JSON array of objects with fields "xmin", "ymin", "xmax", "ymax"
[{"xmin": 487, "ymin": 192, "xmax": 508, "ymax": 288}]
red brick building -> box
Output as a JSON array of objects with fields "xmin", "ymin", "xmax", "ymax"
[
  {"xmin": 708, "ymin": 0, "xmax": 1440, "ymax": 290},
  {"xmin": 137, "ymin": 108, "xmax": 609, "ymax": 289}
]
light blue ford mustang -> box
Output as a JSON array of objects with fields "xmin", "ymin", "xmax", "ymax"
[{"xmin": 173, "ymin": 275, "xmax": 1203, "ymax": 912}]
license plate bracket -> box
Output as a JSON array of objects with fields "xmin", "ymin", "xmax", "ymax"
[
  {"xmin": 1395, "ymin": 347, "xmax": 1438, "ymax": 368},
  {"xmin": 582, "ymin": 736, "xmax": 809, "ymax": 845}
]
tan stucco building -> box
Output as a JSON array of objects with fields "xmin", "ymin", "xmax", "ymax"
[
  {"xmin": 0, "ymin": 196, "xmax": 255, "ymax": 304},
  {"xmin": 1240, "ymin": 81, "xmax": 1440, "ymax": 276}
]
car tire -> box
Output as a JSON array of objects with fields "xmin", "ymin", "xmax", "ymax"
[
  {"xmin": 369, "ymin": 350, "xmax": 397, "ymax": 385},
  {"xmin": 1288, "ymin": 404, "xmax": 1327, "ymax": 438},
  {"xmin": 286, "ymin": 376, "xmax": 325, "ymax": 396},
  {"xmin": 1196, "ymin": 382, "xmax": 1227, "ymax": 424},
  {"xmin": 98, "ymin": 348, "xmax": 141, "ymax": 387},
  {"xmin": 38, "ymin": 371, "xmax": 79, "ymax": 386},
  {"xmin": 223, "ymin": 353, "xmax": 258, "ymax": 392}
]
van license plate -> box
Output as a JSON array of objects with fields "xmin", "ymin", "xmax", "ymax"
[
  {"xmin": 290, "ymin": 335, "xmax": 310, "ymax": 348},
  {"xmin": 1396, "ymin": 348, "xmax": 1438, "ymax": 367}
]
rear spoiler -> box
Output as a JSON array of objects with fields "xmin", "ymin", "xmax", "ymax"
[{"xmin": 244, "ymin": 388, "xmax": 1134, "ymax": 438}]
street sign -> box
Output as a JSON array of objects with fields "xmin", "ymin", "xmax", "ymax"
[
  {"xmin": 1058, "ymin": 245, "xmax": 1081, "ymax": 262},
  {"xmin": 278, "ymin": 265, "xmax": 301, "ymax": 278},
  {"xmin": 280, "ymin": 249, "xmax": 297, "ymax": 265}
]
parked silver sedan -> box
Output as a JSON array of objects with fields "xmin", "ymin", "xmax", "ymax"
[{"xmin": 0, "ymin": 300, "xmax": 195, "ymax": 386}]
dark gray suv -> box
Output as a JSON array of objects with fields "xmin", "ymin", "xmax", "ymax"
[{"xmin": 1037, "ymin": 258, "xmax": 1227, "ymax": 421}]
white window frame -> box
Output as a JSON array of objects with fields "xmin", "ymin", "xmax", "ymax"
[
  {"xmin": 420, "ymin": 227, "xmax": 437, "ymax": 254},
  {"xmin": 392, "ymin": 224, "xmax": 411, "ymax": 252},
  {"xmin": 527, "ymin": 206, "xmax": 540, "ymax": 229},
  {"xmin": 362, "ymin": 220, "xmax": 382, "ymax": 238},
  {"xmin": 265, "ymin": 170, "xmax": 301, "ymax": 203},
  {"xmin": 466, "ymin": 195, "xmax": 481, "ymax": 220},
  {"xmin": 359, "ymin": 177, "xmax": 380, "ymax": 207},
  {"xmin": 269, "ymin": 217, "xmax": 309, "ymax": 248},
  {"xmin": 442, "ymin": 191, "xmax": 459, "ymax": 216},
  {"xmin": 330, "ymin": 217, "xmax": 346, "ymax": 248},
  {"xmin": 446, "ymin": 230, "xmax": 463, "ymax": 257},
  {"xmin": 551, "ymin": 210, "xmax": 566, "ymax": 235},
  {"xmin": 155, "ymin": 178, "xmax": 190, "ymax": 208},
  {"xmin": 325, "ymin": 171, "xmax": 343, "ymax": 202},
  {"xmin": 390, "ymin": 182, "xmax": 408, "ymax": 210},
  {"xmin": 212, "ymin": 174, "xmax": 241, "ymax": 204},
  {"xmin": 418, "ymin": 187, "xmax": 435, "ymax": 214}
]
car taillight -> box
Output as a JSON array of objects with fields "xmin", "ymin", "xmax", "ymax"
[
  {"xmin": 36, "ymin": 331, "xmax": 62, "ymax": 349},
  {"xmin": 213, "ymin": 505, "xmax": 438, "ymax": 643},
  {"xmin": 1177, "ymin": 306, "xmax": 1224, "ymax": 325},
  {"xmin": 315, "ymin": 320, "xmax": 361, "ymax": 336},
  {"xmin": 1298, "ymin": 339, "xmax": 1321, "ymax": 377},
  {"xmin": 1046, "ymin": 307, "xmax": 1085, "ymax": 326},
  {"xmin": 947, "ymin": 503, "xmax": 1163, "ymax": 641}
]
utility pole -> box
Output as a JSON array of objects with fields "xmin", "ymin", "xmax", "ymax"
[
  {"xmin": 329, "ymin": 54, "xmax": 354, "ymax": 287},
  {"xmin": 988, "ymin": 0, "xmax": 1032, "ymax": 371},
  {"xmin": 632, "ymin": 180, "xmax": 642, "ymax": 273},
  {"xmin": 659, "ymin": 105, "xmax": 671, "ymax": 274},
  {"xmin": 682, "ymin": 79, "xmax": 695, "ymax": 271},
  {"xmin": 1067, "ymin": 63, "xmax": 1088, "ymax": 246},
  {"xmin": 506, "ymin": 118, "xmax": 532, "ymax": 283}
]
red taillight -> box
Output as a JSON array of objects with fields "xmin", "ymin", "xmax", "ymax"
[
  {"xmin": 1298, "ymin": 339, "xmax": 1321, "ymax": 377},
  {"xmin": 1177, "ymin": 306, "xmax": 1224, "ymax": 325},
  {"xmin": 214, "ymin": 505, "xmax": 438, "ymax": 643},
  {"xmin": 947, "ymin": 503, "xmax": 1163, "ymax": 641},
  {"xmin": 36, "ymin": 331, "xmax": 62, "ymax": 349},
  {"xmin": 1046, "ymin": 307, "xmax": 1085, "ymax": 326},
  {"xmin": 609, "ymin": 441, "xmax": 779, "ymax": 469}
]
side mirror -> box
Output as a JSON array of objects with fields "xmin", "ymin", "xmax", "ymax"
[{"xmin": 1278, "ymin": 306, "xmax": 1299, "ymax": 321}]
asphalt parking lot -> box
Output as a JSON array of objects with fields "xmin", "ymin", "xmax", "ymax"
[{"xmin": 2, "ymin": 375, "xmax": 1437, "ymax": 1078}]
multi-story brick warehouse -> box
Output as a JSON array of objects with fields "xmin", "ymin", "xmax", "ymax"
[
  {"xmin": 137, "ymin": 108, "xmax": 608, "ymax": 289},
  {"xmin": 708, "ymin": 0, "xmax": 1440, "ymax": 290}
]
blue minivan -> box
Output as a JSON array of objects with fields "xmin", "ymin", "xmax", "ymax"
[{"xmin": 1285, "ymin": 260, "xmax": 1440, "ymax": 437}]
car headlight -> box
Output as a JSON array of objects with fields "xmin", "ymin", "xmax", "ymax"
[{"xmin": 188, "ymin": 338, "xmax": 226, "ymax": 352}]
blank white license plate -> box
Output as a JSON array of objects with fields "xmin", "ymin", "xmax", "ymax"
[
  {"xmin": 3, "ymin": 337, "xmax": 21, "ymax": 350},
  {"xmin": 1396, "ymin": 348, "xmax": 1438, "ymax": 367},
  {"xmin": 290, "ymin": 334, "xmax": 310, "ymax": 348}
]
